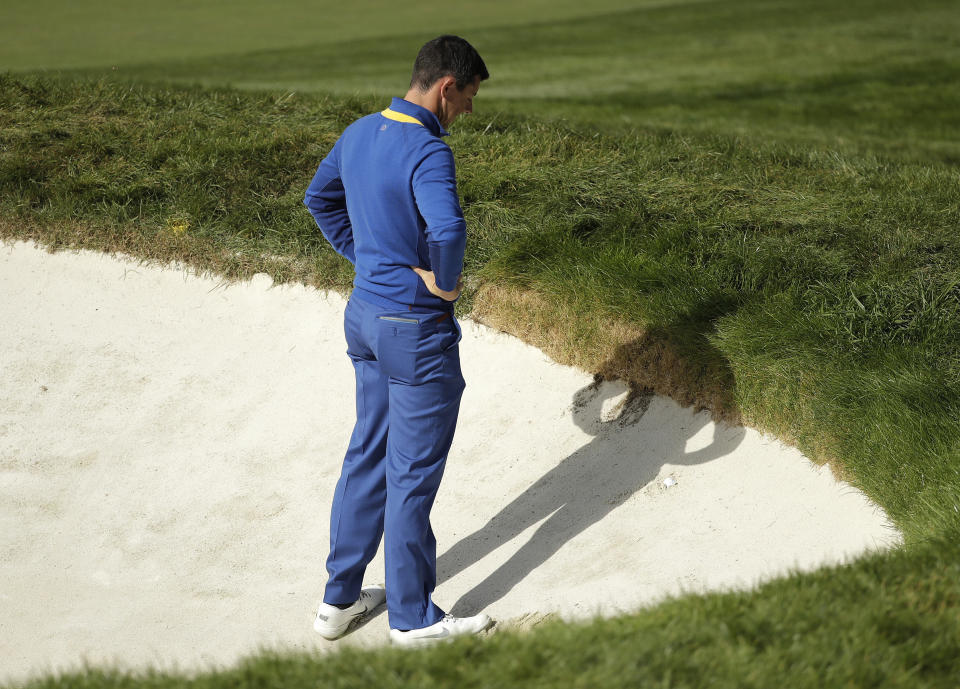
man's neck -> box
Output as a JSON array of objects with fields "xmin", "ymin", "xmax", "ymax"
[{"xmin": 402, "ymin": 87, "xmax": 440, "ymax": 119}]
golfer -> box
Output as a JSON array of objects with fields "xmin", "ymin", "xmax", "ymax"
[{"xmin": 303, "ymin": 35, "xmax": 490, "ymax": 646}]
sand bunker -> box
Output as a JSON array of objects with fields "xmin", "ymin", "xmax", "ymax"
[{"xmin": 0, "ymin": 239, "xmax": 900, "ymax": 684}]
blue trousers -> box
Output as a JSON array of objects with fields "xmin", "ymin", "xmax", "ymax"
[{"xmin": 323, "ymin": 292, "xmax": 466, "ymax": 630}]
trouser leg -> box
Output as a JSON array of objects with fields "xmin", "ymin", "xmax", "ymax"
[
  {"xmin": 384, "ymin": 362, "xmax": 465, "ymax": 630},
  {"xmin": 323, "ymin": 300, "xmax": 389, "ymax": 605}
]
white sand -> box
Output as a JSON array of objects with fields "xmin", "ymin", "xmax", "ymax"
[{"xmin": 0, "ymin": 239, "xmax": 901, "ymax": 684}]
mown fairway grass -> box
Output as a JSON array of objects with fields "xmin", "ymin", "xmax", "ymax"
[
  {"xmin": 0, "ymin": 0, "xmax": 652, "ymax": 72},
  {"xmin": 2, "ymin": 0, "xmax": 959, "ymax": 686}
]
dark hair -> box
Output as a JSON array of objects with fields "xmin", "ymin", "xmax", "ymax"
[{"xmin": 410, "ymin": 35, "xmax": 489, "ymax": 91}]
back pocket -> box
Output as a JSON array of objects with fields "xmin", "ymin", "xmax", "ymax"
[{"xmin": 375, "ymin": 315, "xmax": 422, "ymax": 383}]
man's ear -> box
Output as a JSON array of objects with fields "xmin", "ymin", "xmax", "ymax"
[{"xmin": 439, "ymin": 75, "xmax": 458, "ymax": 99}]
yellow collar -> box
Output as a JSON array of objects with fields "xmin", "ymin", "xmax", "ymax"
[{"xmin": 381, "ymin": 108, "xmax": 424, "ymax": 126}]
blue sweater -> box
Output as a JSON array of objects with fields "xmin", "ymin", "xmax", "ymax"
[{"xmin": 304, "ymin": 97, "xmax": 467, "ymax": 311}]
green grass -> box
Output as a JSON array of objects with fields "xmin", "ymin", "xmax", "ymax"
[
  {"xmin": 3, "ymin": 0, "xmax": 960, "ymax": 685},
  {"xmin": 60, "ymin": 0, "xmax": 960, "ymax": 163},
  {"xmin": 0, "ymin": 0, "xmax": 656, "ymax": 71}
]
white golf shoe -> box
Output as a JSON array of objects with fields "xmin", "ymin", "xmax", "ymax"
[
  {"xmin": 389, "ymin": 613, "xmax": 493, "ymax": 647},
  {"xmin": 313, "ymin": 586, "xmax": 386, "ymax": 640}
]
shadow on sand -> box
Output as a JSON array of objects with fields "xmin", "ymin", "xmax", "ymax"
[{"xmin": 437, "ymin": 375, "xmax": 747, "ymax": 616}]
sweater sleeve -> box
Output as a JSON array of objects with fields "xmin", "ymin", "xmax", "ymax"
[
  {"xmin": 303, "ymin": 136, "xmax": 356, "ymax": 265},
  {"xmin": 412, "ymin": 142, "xmax": 466, "ymax": 292}
]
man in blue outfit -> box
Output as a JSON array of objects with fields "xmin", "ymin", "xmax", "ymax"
[{"xmin": 303, "ymin": 35, "xmax": 491, "ymax": 646}]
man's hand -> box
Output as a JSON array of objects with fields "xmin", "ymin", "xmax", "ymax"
[{"xmin": 410, "ymin": 266, "xmax": 463, "ymax": 301}]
